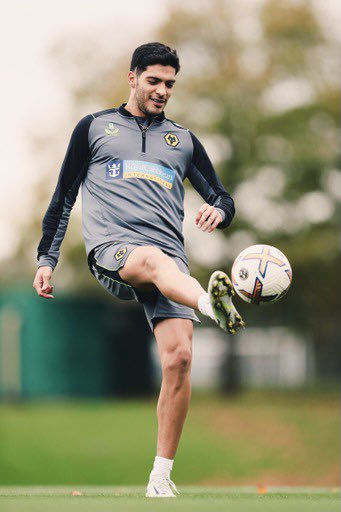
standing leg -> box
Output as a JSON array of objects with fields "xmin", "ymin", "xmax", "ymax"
[
  {"xmin": 155, "ymin": 318, "xmax": 193, "ymax": 458},
  {"xmin": 146, "ymin": 317, "xmax": 193, "ymax": 497}
]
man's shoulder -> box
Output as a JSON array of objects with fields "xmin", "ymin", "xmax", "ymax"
[
  {"xmin": 91, "ymin": 107, "xmax": 119, "ymax": 119},
  {"xmin": 75, "ymin": 108, "xmax": 119, "ymax": 126},
  {"xmin": 69, "ymin": 108, "xmax": 119, "ymax": 143},
  {"xmin": 74, "ymin": 108, "xmax": 120, "ymax": 135},
  {"xmin": 164, "ymin": 117, "xmax": 190, "ymax": 133}
]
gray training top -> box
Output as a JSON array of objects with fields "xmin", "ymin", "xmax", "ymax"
[{"xmin": 37, "ymin": 104, "xmax": 235, "ymax": 270}]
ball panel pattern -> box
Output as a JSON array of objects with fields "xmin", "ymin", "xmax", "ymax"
[{"xmin": 231, "ymin": 244, "xmax": 292, "ymax": 305}]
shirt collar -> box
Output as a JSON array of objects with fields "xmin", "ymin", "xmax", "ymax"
[{"xmin": 118, "ymin": 103, "xmax": 165, "ymax": 122}]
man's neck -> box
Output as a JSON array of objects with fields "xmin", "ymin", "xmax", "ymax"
[{"xmin": 124, "ymin": 100, "xmax": 147, "ymax": 118}]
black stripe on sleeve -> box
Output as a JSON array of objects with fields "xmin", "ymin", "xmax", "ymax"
[{"xmin": 187, "ymin": 131, "xmax": 235, "ymax": 229}]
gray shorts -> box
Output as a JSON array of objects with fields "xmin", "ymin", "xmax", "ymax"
[{"xmin": 88, "ymin": 241, "xmax": 200, "ymax": 332}]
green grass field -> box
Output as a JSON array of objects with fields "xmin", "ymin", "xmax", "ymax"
[
  {"xmin": 1, "ymin": 390, "xmax": 338, "ymax": 487},
  {"xmin": 0, "ymin": 486, "xmax": 340, "ymax": 512}
]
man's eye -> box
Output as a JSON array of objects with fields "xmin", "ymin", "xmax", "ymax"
[{"xmin": 167, "ymin": 83, "xmax": 174, "ymax": 89}]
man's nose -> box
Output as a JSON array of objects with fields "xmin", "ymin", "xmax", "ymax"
[{"xmin": 155, "ymin": 83, "xmax": 167, "ymax": 97}]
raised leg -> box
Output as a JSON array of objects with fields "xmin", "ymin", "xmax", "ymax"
[{"xmin": 119, "ymin": 246, "xmax": 205, "ymax": 310}]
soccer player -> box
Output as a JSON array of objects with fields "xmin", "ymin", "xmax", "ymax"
[{"xmin": 33, "ymin": 42, "xmax": 244, "ymax": 498}]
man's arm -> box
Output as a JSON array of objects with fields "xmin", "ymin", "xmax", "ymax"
[
  {"xmin": 186, "ymin": 131, "xmax": 235, "ymax": 232},
  {"xmin": 33, "ymin": 114, "xmax": 93, "ymax": 298},
  {"xmin": 37, "ymin": 114, "xmax": 93, "ymax": 269}
]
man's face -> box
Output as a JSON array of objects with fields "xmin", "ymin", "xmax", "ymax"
[{"xmin": 132, "ymin": 64, "xmax": 176, "ymax": 116}]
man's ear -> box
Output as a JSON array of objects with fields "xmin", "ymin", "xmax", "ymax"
[{"xmin": 127, "ymin": 70, "xmax": 137, "ymax": 89}]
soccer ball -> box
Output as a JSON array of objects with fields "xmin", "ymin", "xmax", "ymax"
[{"xmin": 231, "ymin": 244, "xmax": 292, "ymax": 305}]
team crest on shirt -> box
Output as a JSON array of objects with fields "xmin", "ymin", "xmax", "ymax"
[
  {"xmin": 115, "ymin": 247, "xmax": 127, "ymax": 260},
  {"xmin": 105, "ymin": 122, "xmax": 120, "ymax": 136},
  {"xmin": 164, "ymin": 132, "xmax": 179, "ymax": 147}
]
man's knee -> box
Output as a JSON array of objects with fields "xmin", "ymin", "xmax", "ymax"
[
  {"xmin": 144, "ymin": 247, "xmax": 168, "ymax": 281},
  {"xmin": 161, "ymin": 327, "xmax": 193, "ymax": 376},
  {"xmin": 155, "ymin": 318, "xmax": 193, "ymax": 377},
  {"xmin": 163, "ymin": 347, "xmax": 192, "ymax": 375}
]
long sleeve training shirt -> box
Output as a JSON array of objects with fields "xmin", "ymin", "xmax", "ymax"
[{"xmin": 37, "ymin": 103, "xmax": 235, "ymax": 270}]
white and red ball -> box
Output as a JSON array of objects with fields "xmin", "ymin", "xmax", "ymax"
[{"xmin": 231, "ymin": 244, "xmax": 292, "ymax": 305}]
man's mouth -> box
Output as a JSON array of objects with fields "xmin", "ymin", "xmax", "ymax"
[{"xmin": 151, "ymin": 98, "xmax": 165, "ymax": 107}]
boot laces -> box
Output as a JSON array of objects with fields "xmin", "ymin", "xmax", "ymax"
[{"xmin": 154, "ymin": 476, "xmax": 179, "ymax": 495}]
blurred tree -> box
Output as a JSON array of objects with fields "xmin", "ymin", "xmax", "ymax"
[
  {"xmin": 155, "ymin": 0, "xmax": 340, "ymax": 380},
  {"xmin": 6, "ymin": 0, "xmax": 340, "ymax": 379}
]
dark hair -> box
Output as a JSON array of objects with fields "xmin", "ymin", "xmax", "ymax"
[{"xmin": 130, "ymin": 42, "xmax": 180, "ymax": 75}]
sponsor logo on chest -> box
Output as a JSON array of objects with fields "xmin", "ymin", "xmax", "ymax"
[{"xmin": 106, "ymin": 159, "xmax": 175, "ymax": 190}]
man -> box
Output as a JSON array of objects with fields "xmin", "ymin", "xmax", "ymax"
[{"xmin": 33, "ymin": 42, "xmax": 244, "ymax": 498}]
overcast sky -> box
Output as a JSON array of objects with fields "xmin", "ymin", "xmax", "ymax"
[
  {"xmin": 1, "ymin": 0, "xmax": 169, "ymax": 260},
  {"xmin": 0, "ymin": 0, "xmax": 340, "ymax": 262}
]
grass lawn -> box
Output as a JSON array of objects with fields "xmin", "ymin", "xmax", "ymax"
[
  {"xmin": 0, "ymin": 486, "xmax": 340, "ymax": 512},
  {"xmin": 0, "ymin": 390, "xmax": 339, "ymax": 486}
]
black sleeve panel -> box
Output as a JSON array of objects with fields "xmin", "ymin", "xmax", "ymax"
[
  {"xmin": 37, "ymin": 114, "xmax": 93, "ymax": 268},
  {"xmin": 186, "ymin": 131, "xmax": 235, "ymax": 229}
]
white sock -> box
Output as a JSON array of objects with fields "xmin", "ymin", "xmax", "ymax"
[
  {"xmin": 150, "ymin": 456, "xmax": 174, "ymax": 479},
  {"xmin": 198, "ymin": 292, "xmax": 215, "ymax": 320}
]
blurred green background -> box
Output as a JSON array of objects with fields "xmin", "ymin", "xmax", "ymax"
[{"xmin": 0, "ymin": 0, "xmax": 339, "ymax": 487}]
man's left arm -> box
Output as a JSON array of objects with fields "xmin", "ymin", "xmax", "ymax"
[{"xmin": 186, "ymin": 131, "xmax": 235, "ymax": 233}]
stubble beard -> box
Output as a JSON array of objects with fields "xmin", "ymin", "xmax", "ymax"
[
  {"xmin": 136, "ymin": 94, "xmax": 150, "ymax": 116},
  {"xmin": 135, "ymin": 86, "xmax": 165, "ymax": 117}
]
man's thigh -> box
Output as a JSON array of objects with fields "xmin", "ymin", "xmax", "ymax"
[
  {"xmin": 118, "ymin": 245, "xmax": 167, "ymax": 290},
  {"xmin": 90, "ymin": 241, "xmax": 156, "ymax": 298},
  {"xmin": 140, "ymin": 255, "xmax": 201, "ymax": 332},
  {"xmin": 91, "ymin": 241, "xmax": 201, "ymax": 332}
]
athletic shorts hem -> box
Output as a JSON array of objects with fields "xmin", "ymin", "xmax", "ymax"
[{"xmin": 151, "ymin": 314, "xmax": 201, "ymax": 331}]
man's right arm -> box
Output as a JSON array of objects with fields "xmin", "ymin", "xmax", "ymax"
[
  {"xmin": 37, "ymin": 114, "xmax": 93, "ymax": 270},
  {"xmin": 33, "ymin": 115, "xmax": 93, "ymax": 299}
]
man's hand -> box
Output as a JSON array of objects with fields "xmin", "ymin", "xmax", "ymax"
[
  {"xmin": 196, "ymin": 203, "xmax": 223, "ymax": 233},
  {"xmin": 33, "ymin": 266, "xmax": 54, "ymax": 299}
]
